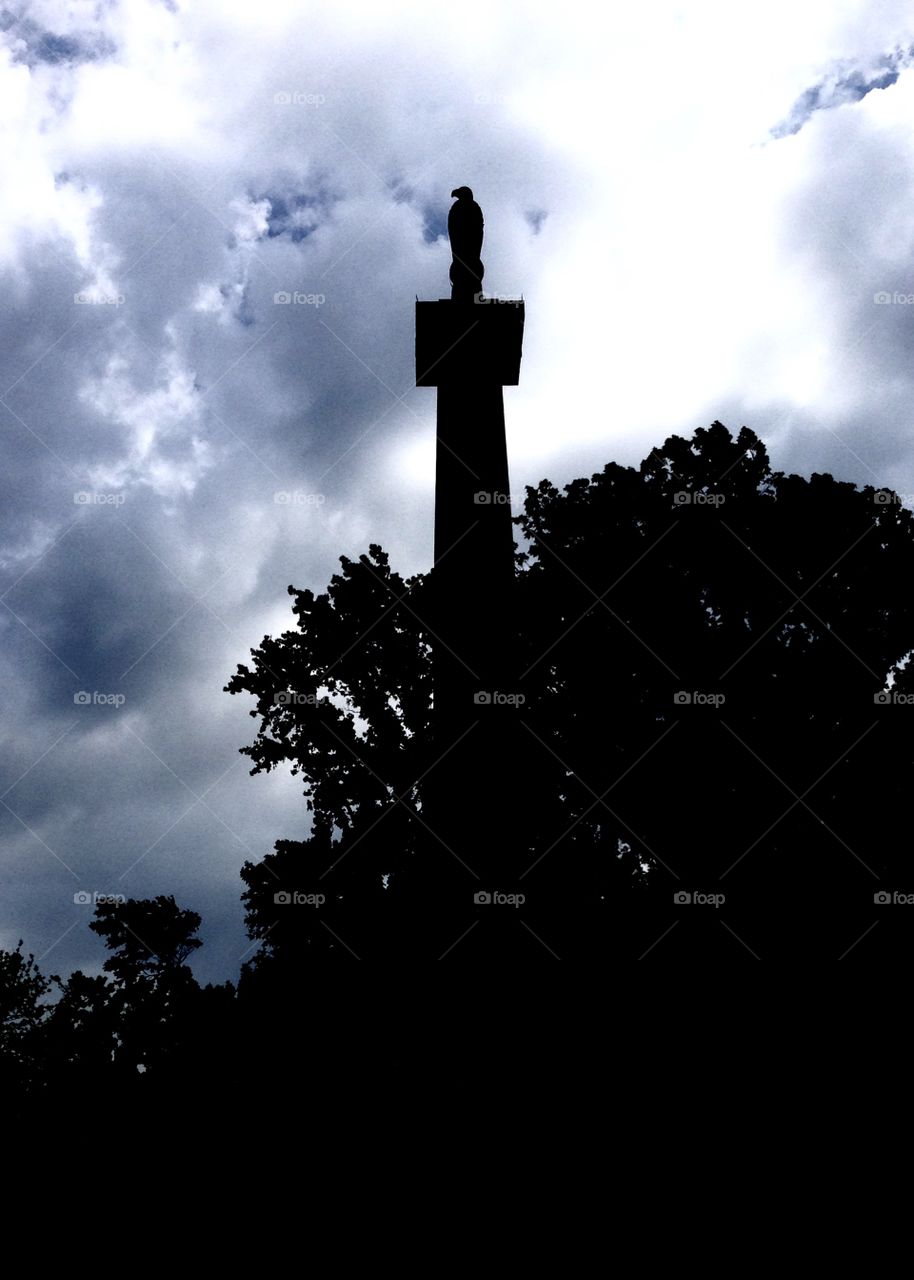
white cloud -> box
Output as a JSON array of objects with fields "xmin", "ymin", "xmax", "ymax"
[{"xmin": 77, "ymin": 331, "xmax": 211, "ymax": 496}]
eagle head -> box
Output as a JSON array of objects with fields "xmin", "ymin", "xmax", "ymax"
[{"xmin": 450, "ymin": 186, "xmax": 474, "ymax": 200}]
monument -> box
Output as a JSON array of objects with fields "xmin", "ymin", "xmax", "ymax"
[{"xmin": 416, "ymin": 188, "xmax": 525, "ymax": 893}]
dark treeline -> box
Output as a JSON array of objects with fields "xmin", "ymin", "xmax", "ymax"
[{"xmin": 5, "ymin": 422, "xmax": 914, "ymax": 1095}]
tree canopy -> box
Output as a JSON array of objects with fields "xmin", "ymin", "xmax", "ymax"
[
  {"xmin": 226, "ymin": 422, "xmax": 914, "ymax": 965},
  {"xmin": 6, "ymin": 420, "xmax": 914, "ymax": 1097}
]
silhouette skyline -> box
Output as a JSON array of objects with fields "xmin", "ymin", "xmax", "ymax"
[
  {"xmin": 4, "ymin": 4, "xmax": 914, "ymax": 1005},
  {"xmin": 8, "ymin": 410, "xmax": 914, "ymax": 1091}
]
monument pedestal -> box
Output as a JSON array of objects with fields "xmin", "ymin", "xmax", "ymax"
[{"xmin": 416, "ymin": 298, "xmax": 526, "ymax": 924}]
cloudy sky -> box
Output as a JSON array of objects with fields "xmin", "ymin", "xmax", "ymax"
[{"xmin": 3, "ymin": 0, "xmax": 914, "ymax": 981}]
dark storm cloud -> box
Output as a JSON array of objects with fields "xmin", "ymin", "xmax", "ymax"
[
  {"xmin": 420, "ymin": 204, "xmax": 448, "ymax": 244},
  {"xmin": 0, "ymin": 2, "xmax": 570, "ymax": 982},
  {"xmin": 770, "ymin": 84, "xmax": 914, "ymax": 491},
  {"xmin": 1, "ymin": 7, "xmax": 117, "ymax": 67},
  {"xmin": 525, "ymin": 209, "xmax": 547, "ymax": 234},
  {"xmin": 258, "ymin": 191, "xmax": 330, "ymax": 243},
  {"xmin": 771, "ymin": 47, "xmax": 913, "ymax": 137}
]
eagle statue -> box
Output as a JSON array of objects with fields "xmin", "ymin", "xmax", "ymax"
[{"xmin": 448, "ymin": 186, "xmax": 484, "ymax": 302}]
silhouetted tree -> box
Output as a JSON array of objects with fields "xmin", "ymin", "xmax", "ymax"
[
  {"xmin": 89, "ymin": 895, "xmax": 203, "ymax": 982},
  {"xmin": 513, "ymin": 421, "xmax": 914, "ymax": 960},
  {"xmin": 0, "ymin": 898, "xmax": 240, "ymax": 1100},
  {"xmin": 0, "ymin": 942, "xmax": 53, "ymax": 1092},
  {"xmin": 88, "ymin": 895, "xmax": 209, "ymax": 1081},
  {"xmin": 229, "ymin": 423, "xmax": 914, "ymax": 964},
  {"xmin": 5, "ymin": 418, "xmax": 911, "ymax": 1100},
  {"xmin": 42, "ymin": 971, "xmax": 120, "ymax": 1097},
  {"xmin": 225, "ymin": 546, "xmax": 443, "ymax": 965}
]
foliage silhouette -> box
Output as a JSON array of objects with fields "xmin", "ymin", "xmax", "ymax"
[
  {"xmin": 227, "ymin": 422, "xmax": 914, "ymax": 966},
  {"xmin": 90, "ymin": 894, "xmax": 203, "ymax": 983},
  {"xmin": 3, "ymin": 897, "xmax": 237, "ymax": 1100},
  {"xmin": 0, "ymin": 943, "xmax": 53, "ymax": 1092},
  {"xmin": 6, "ymin": 420, "xmax": 914, "ymax": 1097}
]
